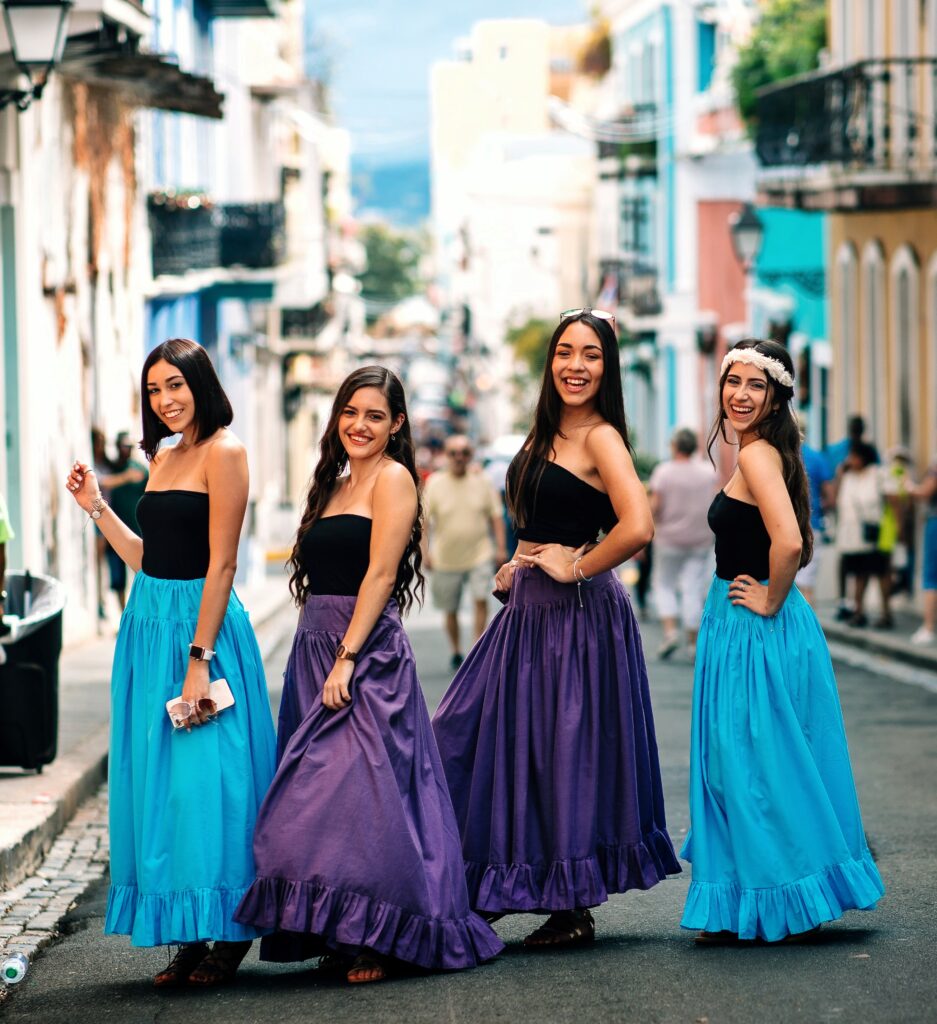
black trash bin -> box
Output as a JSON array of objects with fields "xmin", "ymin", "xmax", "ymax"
[{"xmin": 0, "ymin": 571, "xmax": 66, "ymax": 771}]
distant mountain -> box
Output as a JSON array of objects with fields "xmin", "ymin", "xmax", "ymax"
[{"xmin": 352, "ymin": 155, "xmax": 430, "ymax": 227}]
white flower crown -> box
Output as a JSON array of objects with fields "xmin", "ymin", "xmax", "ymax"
[{"xmin": 720, "ymin": 347, "xmax": 794, "ymax": 389}]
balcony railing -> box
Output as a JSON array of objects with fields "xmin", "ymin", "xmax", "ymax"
[
  {"xmin": 148, "ymin": 193, "xmax": 220, "ymax": 277},
  {"xmin": 756, "ymin": 58, "xmax": 937, "ymax": 174},
  {"xmin": 281, "ymin": 302, "xmax": 331, "ymax": 343},
  {"xmin": 601, "ymin": 257, "xmax": 662, "ymax": 318},
  {"xmin": 218, "ymin": 201, "xmax": 287, "ymax": 270}
]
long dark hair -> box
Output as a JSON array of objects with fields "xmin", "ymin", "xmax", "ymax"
[
  {"xmin": 288, "ymin": 366, "xmax": 425, "ymax": 614},
  {"xmin": 708, "ymin": 339, "xmax": 813, "ymax": 567},
  {"xmin": 506, "ymin": 311, "xmax": 632, "ymax": 527},
  {"xmin": 140, "ymin": 339, "xmax": 233, "ymax": 460}
]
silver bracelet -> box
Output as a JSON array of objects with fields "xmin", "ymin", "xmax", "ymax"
[{"xmin": 573, "ymin": 556, "xmax": 593, "ymax": 582}]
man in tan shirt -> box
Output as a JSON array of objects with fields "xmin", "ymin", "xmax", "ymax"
[{"xmin": 423, "ymin": 436, "xmax": 507, "ymax": 669}]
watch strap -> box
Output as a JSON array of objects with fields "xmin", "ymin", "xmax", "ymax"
[
  {"xmin": 188, "ymin": 643, "xmax": 216, "ymax": 662},
  {"xmin": 335, "ymin": 643, "xmax": 357, "ymax": 663}
]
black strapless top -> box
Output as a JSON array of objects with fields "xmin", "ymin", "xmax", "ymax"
[
  {"xmin": 137, "ymin": 490, "xmax": 210, "ymax": 580},
  {"xmin": 512, "ymin": 458, "xmax": 617, "ymax": 546},
  {"xmin": 709, "ymin": 490, "xmax": 771, "ymax": 581},
  {"xmin": 300, "ymin": 515, "xmax": 372, "ymax": 596}
]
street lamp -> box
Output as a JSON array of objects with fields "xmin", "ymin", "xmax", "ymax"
[
  {"xmin": 728, "ymin": 202, "xmax": 764, "ymax": 273},
  {"xmin": 728, "ymin": 202, "xmax": 764, "ymax": 336},
  {"xmin": 1, "ymin": 0, "xmax": 73, "ymax": 111}
]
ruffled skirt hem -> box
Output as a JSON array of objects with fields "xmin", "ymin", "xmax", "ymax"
[
  {"xmin": 679, "ymin": 852, "xmax": 885, "ymax": 941},
  {"xmin": 235, "ymin": 874, "xmax": 505, "ymax": 970},
  {"xmin": 466, "ymin": 828, "xmax": 682, "ymax": 912},
  {"xmin": 104, "ymin": 882, "xmax": 269, "ymax": 946}
]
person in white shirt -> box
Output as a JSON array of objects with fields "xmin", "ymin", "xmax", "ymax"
[{"xmin": 648, "ymin": 428, "xmax": 719, "ymax": 659}]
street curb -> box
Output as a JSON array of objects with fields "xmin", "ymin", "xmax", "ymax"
[
  {"xmin": 821, "ymin": 619, "xmax": 937, "ymax": 674},
  {"xmin": 0, "ymin": 587, "xmax": 294, "ymax": 895},
  {"xmin": 0, "ymin": 726, "xmax": 109, "ymax": 893}
]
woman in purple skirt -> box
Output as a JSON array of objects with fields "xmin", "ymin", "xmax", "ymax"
[
  {"xmin": 432, "ymin": 308, "xmax": 680, "ymax": 948},
  {"xmin": 235, "ymin": 366, "xmax": 503, "ymax": 983}
]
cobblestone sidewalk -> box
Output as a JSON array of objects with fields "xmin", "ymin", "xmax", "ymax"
[{"xmin": 0, "ymin": 786, "xmax": 107, "ymax": 1003}]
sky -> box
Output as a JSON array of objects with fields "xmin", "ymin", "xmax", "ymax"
[{"xmin": 307, "ymin": 0, "xmax": 588, "ymax": 164}]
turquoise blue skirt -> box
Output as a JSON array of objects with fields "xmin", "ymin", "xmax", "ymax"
[
  {"xmin": 681, "ymin": 576, "xmax": 884, "ymax": 941},
  {"xmin": 105, "ymin": 573, "xmax": 277, "ymax": 946}
]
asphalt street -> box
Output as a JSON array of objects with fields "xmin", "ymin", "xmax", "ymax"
[{"xmin": 2, "ymin": 597, "xmax": 936, "ymax": 1024}]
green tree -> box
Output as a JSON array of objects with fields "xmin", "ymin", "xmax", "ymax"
[
  {"xmin": 506, "ymin": 318, "xmax": 554, "ymax": 379},
  {"xmin": 732, "ymin": 0, "xmax": 827, "ymax": 129},
  {"xmin": 357, "ymin": 224, "xmax": 422, "ymax": 305}
]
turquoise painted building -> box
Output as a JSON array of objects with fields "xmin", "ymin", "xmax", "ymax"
[{"xmin": 752, "ymin": 208, "xmax": 830, "ymax": 447}]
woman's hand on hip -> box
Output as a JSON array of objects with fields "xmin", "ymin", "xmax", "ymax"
[
  {"xmin": 494, "ymin": 560, "xmax": 517, "ymax": 593},
  {"xmin": 515, "ymin": 543, "xmax": 585, "ymax": 583},
  {"xmin": 728, "ymin": 575, "xmax": 772, "ymax": 616},
  {"xmin": 322, "ymin": 658, "xmax": 354, "ymax": 711}
]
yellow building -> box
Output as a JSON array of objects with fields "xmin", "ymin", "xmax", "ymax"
[{"xmin": 756, "ymin": 0, "xmax": 937, "ymax": 469}]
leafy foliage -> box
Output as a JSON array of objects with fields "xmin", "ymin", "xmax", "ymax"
[
  {"xmin": 506, "ymin": 318, "xmax": 554, "ymax": 379},
  {"xmin": 357, "ymin": 224, "xmax": 423, "ymax": 304},
  {"xmin": 732, "ymin": 0, "xmax": 827, "ymax": 129}
]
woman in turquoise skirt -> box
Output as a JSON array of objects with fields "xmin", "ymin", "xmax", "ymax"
[
  {"xmin": 66, "ymin": 339, "xmax": 276, "ymax": 987},
  {"xmin": 682, "ymin": 339, "xmax": 884, "ymax": 943}
]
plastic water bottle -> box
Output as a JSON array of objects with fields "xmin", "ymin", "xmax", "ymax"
[{"xmin": 1, "ymin": 953, "xmax": 28, "ymax": 985}]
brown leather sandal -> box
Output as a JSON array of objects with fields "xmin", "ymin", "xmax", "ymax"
[
  {"xmin": 346, "ymin": 950, "xmax": 392, "ymax": 984},
  {"xmin": 523, "ymin": 909, "xmax": 595, "ymax": 948},
  {"xmin": 153, "ymin": 942, "xmax": 209, "ymax": 989},
  {"xmin": 187, "ymin": 940, "xmax": 252, "ymax": 988}
]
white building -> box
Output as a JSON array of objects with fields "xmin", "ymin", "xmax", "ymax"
[
  {"xmin": 0, "ymin": 0, "xmax": 353, "ymax": 641},
  {"xmin": 430, "ymin": 18, "xmax": 595, "ymax": 439}
]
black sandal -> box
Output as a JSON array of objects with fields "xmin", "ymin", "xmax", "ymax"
[
  {"xmin": 153, "ymin": 943, "xmax": 209, "ymax": 989},
  {"xmin": 346, "ymin": 950, "xmax": 391, "ymax": 984},
  {"xmin": 523, "ymin": 909, "xmax": 595, "ymax": 949},
  {"xmin": 317, "ymin": 952, "xmax": 354, "ymax": 976},
  {"xmin": 187, "ymin": 940, "xmax": 252, "ymax": 988}
]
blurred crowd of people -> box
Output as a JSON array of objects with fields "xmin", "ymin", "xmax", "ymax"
[
  {"xmin": 415, "ymin": 414, "xmax": 937, "ymax": 658},
  {"xmin": 632, "ymin": 416, "xmax": 937, "ymax": 656}
]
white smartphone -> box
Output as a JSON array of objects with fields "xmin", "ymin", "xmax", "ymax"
[{"xmin": 165, "ymin": 677, "xmax": 235, "ymax": 727}]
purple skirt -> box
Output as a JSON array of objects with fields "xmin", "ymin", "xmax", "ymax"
[
  {"xmin": 432, "ymin": 567, "xmax": 680, "ymax": 913},
  {"xmin": 233, "ymin": 595, "xmax": 504, "ymax": 971}
]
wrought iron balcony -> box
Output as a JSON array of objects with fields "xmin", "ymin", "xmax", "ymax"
[
  {"xmin": 148, "ymin": 193, "xmax": 220, "ymax": 277},
  {"xmin": 218, "ymin": 201, "xmax": 286, "ymax": 270},
  {"xmin": 281, "ymin": 301, "xmax": 331, "ymax": 344},
  {"xmin": 600, "ymin": 257, "xmax": 662, "ymax": 319},
  {"xmin": 755, "ymin": 58, "xmax": 937, "ymax": 205}
]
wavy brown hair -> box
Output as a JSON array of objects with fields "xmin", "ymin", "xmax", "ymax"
[
  {"xmin": 708, "ymin": 338, "xmax": 813, "ymax": 567},
  {"xmin": 288, "ymin": 366, "xmax": 424, "ymax": 613},
  {"xmin": 506, "ymin": 310, "xmax": 632, "ymax": 527}
]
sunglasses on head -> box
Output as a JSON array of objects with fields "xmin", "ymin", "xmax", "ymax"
[{"xmin": 560, "ymin": 307, "xmax": 616, "ymax": 325}]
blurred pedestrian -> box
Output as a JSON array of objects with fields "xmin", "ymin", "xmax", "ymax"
[
  {"xmin": 98, "ymin": 432, "xmax": 148, "ymax": 612},
  {"xmin": 795, "ymin": 418, "xmax": 834, "ymax": 607},
  {"xmin": 835, "ymin": 441, "xmax": 891, "ymax": 628},
  {"xmin": 433, "ymin": 309, "xmax": 680, "ymax": 949},
  {"xmin": 0, "ymin": 491, "xmax": 13, "ymax": 638},
  {"xmin": 91, "ymin": 427, "xmax": 113, "ymax": 620},
  {"xmin": 827, "ymin": 415, "xmax": 879, "ymax": 620},
  {"xmin": 234, "ymin": 367, "xmax": 502, "ymax": 983},
  {"xmin": 881, "ymin": 446, "xmax": 916, "ymax": 600},
  {"xmin": 910, "ymin": 454, "xmax": 937, "ymax": 645},
  {"xmin": 683, "ymin": 340, "xmax": 883, "ymax": 944},
  {"xmin": 65, "ymin": 339, "xmax": 276, "ymax": 988},
  {"xmin": 648, "ymin": 427, "xmax": 717, "ymax": 658},
  {"xmin": 423, "ymin": 435, "xmax": 507, "ymax": 669}
]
